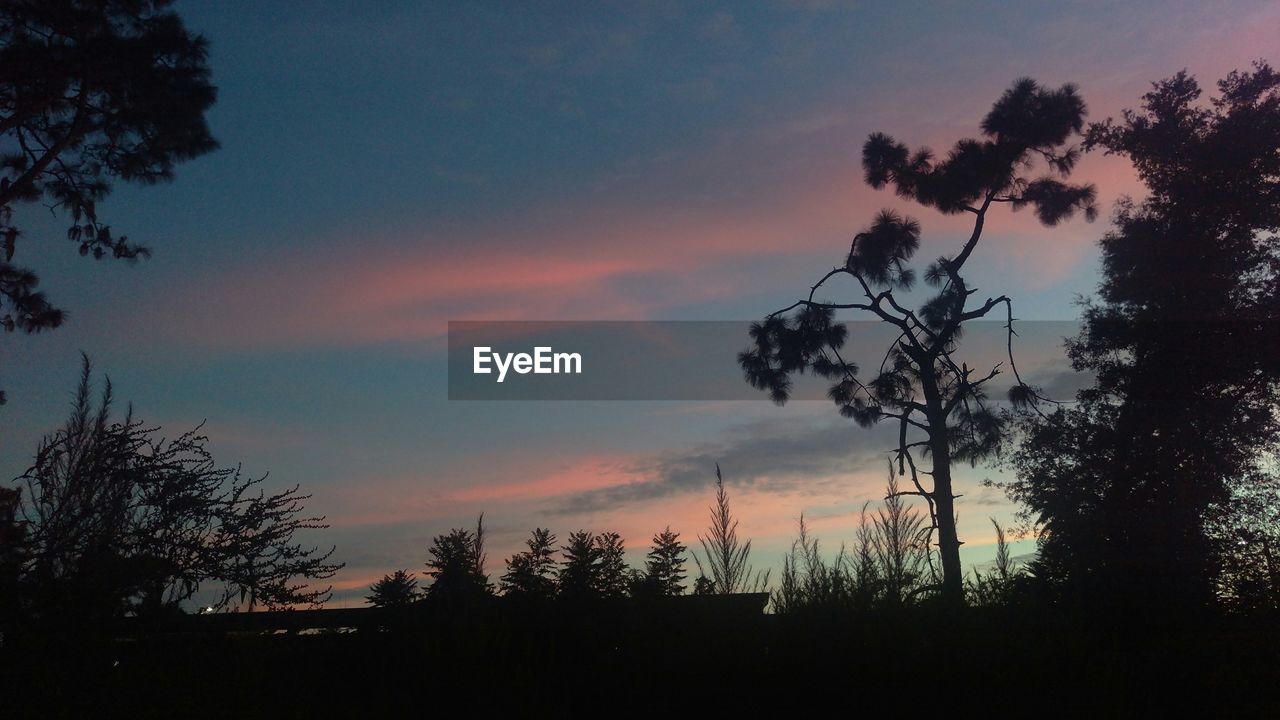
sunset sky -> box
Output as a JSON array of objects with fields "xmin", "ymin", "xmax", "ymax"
[{"xmin": 2, "ymin": 0, "xmax": 1277, "ymax": 604}]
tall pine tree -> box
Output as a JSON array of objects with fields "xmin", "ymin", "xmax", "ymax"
[
  {"xmin": 644, "ymin": 527, "xmax": 688, "ymax": 596},
  {"xmin": 740, "ymin": 79, "xmax": 1096, "ymax": 604}
]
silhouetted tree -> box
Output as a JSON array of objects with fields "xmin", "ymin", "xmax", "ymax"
[
  {"xmin": 691, "ymin": 575, "xmax": 715, "ymax": 596},
  {"xmin": 0, "ymin": 1, "xmax": 218, "ymax": 403},
  {"xmin": 557, "ymin": 530, "xmax": 600, "ymax": 600},
  {"xmin": 594, "ymin": 531, "xmax": 629, "ymax": 599},
  {"xmin": 367, "ymin": 570, "xmax": 420, "ymax": 608},
  {"xmin": 644, "ymin": 527, "xmax": 687, "ymax": 596},
  {"xmin": 1005, "ymin": 63, "xmax": 1280, "ymax": 612},
  {"xmin": 739, "ymin": 78, "xmax": 1096, "ymax": 605},
  {"xmin": 501, "ymin": 527, "xmax": 557, "ymax": 598},
  {"xmin": 424, "ymin": 515, "xmax": 491, "ymax": 602},
  {"xmin": 693, "ymin": 464, "xmax": 769, "ymax": 594},
  {"xmin": 11, "ymin": 356, "xmax": 340, "ymax": 620}
]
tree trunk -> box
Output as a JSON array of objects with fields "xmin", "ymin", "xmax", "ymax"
[
  {"xmin": 931, "ymin": 449, "xmax": 964, "ymax": 605},
  {"xmin": 921, "ymin": 369, "xmax": 965, "ymax": 606}
]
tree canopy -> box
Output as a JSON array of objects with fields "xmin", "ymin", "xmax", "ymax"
[
  {"xmin": 1005, "ymin": 62, "xmax": 1280, "ymax": 612},
  {"xmin": 423, "ymin": 516, "xmax": 491, "ymax": 603},
  {"xmin": 501, "ymin": 527, "xmax": 557, "ymax": 599},
  {"xmin": 0, "ymin": 0, "xmax": 218, "ymax": 402},
  {"xmin": 367, "ymin": 570, "xmax": 420, "ymax": 608}
]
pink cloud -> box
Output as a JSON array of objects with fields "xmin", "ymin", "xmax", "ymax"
[
  {"xmin": 138, "ymin": 46, "xmax": 1201, "ymax": 357},
  {"xmin": 146, "ymin": 157, "xmax": 1122, "ymax": 352}
]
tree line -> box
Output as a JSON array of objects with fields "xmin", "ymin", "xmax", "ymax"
[{"xmin": 367, "ymin": 465, "xmax": 768, "ymax": 608}]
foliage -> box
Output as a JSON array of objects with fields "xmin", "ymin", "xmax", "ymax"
[
  {"xmin": 1206, "ymin": 465, "xmax": 1280, "ymax": 611},
  {"xmin": 366, "ymin": 570, "xmax": 420, "ymax": 608},
  {"xmin": 0, "ymin": 485, "xmax": 24, "ymax": 625},
  {"xmin": 692, "ymin": 464, "xmax": 769, "ymax": 594},
  {"xmin": 1004, "ymin": 63, "xmax": 1280, "ymax": 611},
  {"xmin": 739, "ymin": 78, "xmax": 1095, "ymax": 603},
  {"xmin": 10, "ymin": 356, "xmax": 340, "ymax": 619},
  {"xmin": 643, "ymin": 526, "xmax": 687, "ymax": 596},
  {"xmin": 557, "ymin": 530, "xmax": 600, "ymax": 599},
  {"xmin": 772, "ymin": 514, "xmax": 856, "ymax": 615},
  {"xmin": 0, "ymin": 0, "xmax": 218, "ymax": 377},
  {"xmin": 691, "ymin": 575, "xmax": 715, "ymax": 596},
  {"xmin": 501, "ymin": 527, "xmax": 557, "ymax": 599},
  {"xmin": 424, "ymin": 515, "xmax": 491, "ymax": 602},
  {"xmin": 874, "ymin": 471, "xmax": 935, "ymax": 606},
  {"xmin": 594, "ymin": 531, "xmax": 629, "ymax": 599},
  {"xmin": 772, "ymin": 469, "xmax": 935, "ymax": 615},
  {"xmin": 965, "ymin": 519, "xmax": 1024, "ymax": 607}
]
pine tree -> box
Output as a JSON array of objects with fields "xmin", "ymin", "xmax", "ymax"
[
  {"xmin": 594, "ymin": 532, "xmax": 629, "ymax": 598},
  {"xmin": 0, "ymin": 0, "xmax": 219, "ymax": 394},
  {"xmin": 501, "ymin": 527, "xmax": 557, "ymax": 598},
  {"xmin": 366, "ymin": 570, "xmax": 420, "ymax": 608},
  {"xmin": 424, "ymin": 515, "xmax": 490, "ymax": 602},
  {"xmin": 739, "ymin": 78, "xmax": 1096, "ymax": 605},
  {"xmin": 644, "ymin": 527, "xmax": 687, "ymax": 596},
  {"xmin": 557, "ymin": 530, "xmax": 600, "ymax": 599}
]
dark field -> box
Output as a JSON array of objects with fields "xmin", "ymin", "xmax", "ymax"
[{"xmin": 6, "ymin": 604, "xmax": 1279, "ymax": 717}]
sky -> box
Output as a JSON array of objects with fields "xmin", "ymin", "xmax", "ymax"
[{"xmin": 2, "ymin": 0, "xmax": 1277, "ymax": 605}]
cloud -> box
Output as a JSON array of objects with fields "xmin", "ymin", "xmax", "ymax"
[
  {"xmin": 1025, "ymin": 355, "xmax": 1097, "ymax": 402},
  {"xmin": 139, "ymin": 138, "xmax": 1117, "ymax": 356},
  {"xmin": 552, "ymin": 416, "xmax": 898, "ymax": 514}
]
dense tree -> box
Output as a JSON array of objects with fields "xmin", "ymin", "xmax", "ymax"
[
  {"xmin": 8, "ymin": 356, "xmax": 340, "ymax": 620},
  {"xmin": 1005, "ymin": 63, "xmax": 1280, "ymax": 612},
  {"xmin": 739, "ymin": 78, "xmax": 1096, "ymax": 604},
  {"xmin": 693, "ymin": 465, "xmax": 768, "ymax": 594},
  {"xmin": 366, "ymin": 570, "xmax": 420, "ymax": 608},
  {"xmin": 423, "ymin": 516, "xmax": 490, "ymax": 602},
  {"xmin": 557, "ymin": 530, "xmax": 600, "ymax": 599},
  {"xmin": 643, "ymin": 527, "xmax": 687, "ymax": 596},
  {"xmin": 500, "ymin": 527, "xmax": 557, "ymax": 599},
  {"xmin": 1207, "ymin": 469, "xmax": 1280, "ymax": 610},
  {"xmin": 0, "ymin": 0, "xmax": 218, "ymax": 393},
  {"xmin": 594, "ymin": 531, "xmax": 629, "ymax": 599}
]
